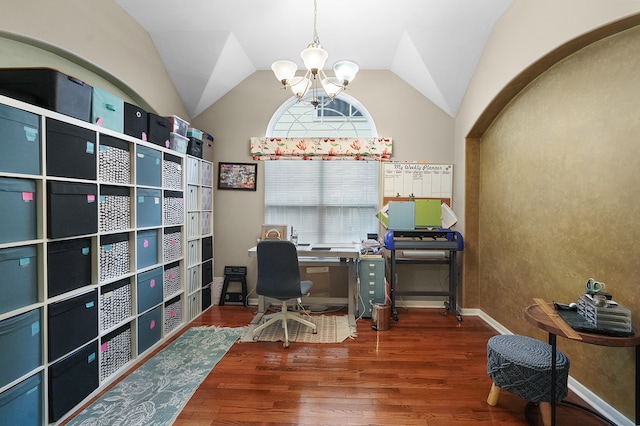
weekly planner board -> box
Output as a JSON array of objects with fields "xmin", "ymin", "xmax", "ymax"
[{"xmin": 382, "ymin": 162, "xmax": 453, "ymax": 206}]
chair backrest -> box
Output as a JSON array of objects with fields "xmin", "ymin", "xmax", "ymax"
[{"xmin": 256, "ymin": 240, "xmax": 304, "ymax": 299}]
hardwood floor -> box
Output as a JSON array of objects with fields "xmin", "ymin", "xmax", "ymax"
[{"xmin": 65, "ymin": 305, "xmax": 611, "ymax": 425}]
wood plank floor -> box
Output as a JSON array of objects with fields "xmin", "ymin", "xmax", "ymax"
[{"xmin": 65, "ymin": 305, "xmax": 611, "ymax": 425}]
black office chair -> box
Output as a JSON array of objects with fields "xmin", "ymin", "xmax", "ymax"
[{"xmin": 252, "ymin": 240, "xmax": 317, "ymax": 348}]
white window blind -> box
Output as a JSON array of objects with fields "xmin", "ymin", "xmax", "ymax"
[{"xmin": 264, "ymin": 161, "xmax": 379, "ymax": 243}]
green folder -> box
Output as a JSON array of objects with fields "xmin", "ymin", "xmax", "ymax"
[{"xmin": 415, "ymin": 199, "xmax": 441, "ymax": 228}]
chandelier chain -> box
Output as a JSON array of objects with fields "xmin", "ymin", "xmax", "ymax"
[{"xmin": 312, "ymin": 0, "xmax": 320, "ymax": 45}]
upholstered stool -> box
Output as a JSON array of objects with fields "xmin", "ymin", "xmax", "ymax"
[{"xmin": 486, "ymin": 335, "xmax": 570, "ymax": 426}]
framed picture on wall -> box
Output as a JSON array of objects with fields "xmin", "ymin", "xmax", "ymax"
[
  {"xmin": 217, "ymin": 162, "xmax": 257, "ymax": 191},
  {"xmin": 260, "ymin": 224, "xmax": 288, "ymax": 241}
]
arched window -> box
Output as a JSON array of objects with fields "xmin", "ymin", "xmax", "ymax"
[
  {"xmin": 266, "ymin": 93, "xmax": 377, "ymax": 138},
  {"xmin": 263, "ymin": 93, "xmax": 381, "ymax": 244}
]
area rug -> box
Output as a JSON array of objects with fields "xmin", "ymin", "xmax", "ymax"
[
  {"xmin": 66, "ymin": 326, "xmax": 243, "ymax": 426},
  {"xmin": 240, "ymin": 315, "xmax": 356, "ymax": 343}
]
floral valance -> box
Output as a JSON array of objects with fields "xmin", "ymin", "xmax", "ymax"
[{"xmin": 250, "ymin": 137, "xmax": 393, "ymax": 161}]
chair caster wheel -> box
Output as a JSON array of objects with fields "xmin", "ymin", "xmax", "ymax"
[
  {"xmin": 283, "ymin": 342, "xmax": 290, "ymax": 348},
  {"xmin": 313, "ymin": 328, "xmax": 318, "ymax": 334}
]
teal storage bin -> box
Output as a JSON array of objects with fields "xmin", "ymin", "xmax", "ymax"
[
  {"xmin": 0, "ymin": 103, "xmax": 40, "ymax": 175},
  {"xmin": 0, "ymin": 177, "xmax": 37, "ymax": 244},
  {"xmin": 91, "ymin": 87, "xmax": 124, "ymax": 133},
  {"xmin": 137, "ymin": 306, "xmax": 161, "ymax": 354},
  {"xmin": 0, "ymin": 309, "xmax": 42, "ymax": 389},
  {"xmin": 135, "ymin": 145, "xmax": 162, "ymax": 187},
  {"xmin": 0, "ymin": 372, "xmax": 42, "ymax": 426},
  {"xmin": 136, "ymin": 229, "xmax": 159, "ymax": 270},
  {"xmin": 0, "ymin": 245, "xmax": 38, "ymax": 315},
  {"xmin": 136, "ymin": 188, "xmax": 162, "ymax": 228},
  {"xmin": 137, "ymin": 267, "xmax": 163, "ymax": 313}
]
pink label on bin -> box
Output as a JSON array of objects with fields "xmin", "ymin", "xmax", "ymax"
[
  {"xmin": 143, "ymin": 239, "xmax": 149, "ymax": 248},
  {"xmin": 150, "ymin": 320, "xmax": 156, "ymax": 329},
  {"xmin": 171, "ymin": 309, "xmax": 175, "ymax": 317},
  {"xmin": 165, "ymin": 140, "xmax": 170, "ymax": 148},
  {"xmin": 171, "ymin": 239, "xmax": 176, "ymax": 246},
  {"xmin": 150, "ymin": 279, "xmax": 155, "ymax": 288},
  {"xmin": 101, "ymin": 342, "xmax": 108, "ymax": 352},
  {"xmin": 169, "ymin": 273, "xmax": 174, "ymax": 280},
  {"xmin": 96, "ymin": 117, "xmax": 103, "ymax": 126},
  {"xmin": 87, "ymin": 194, "xmax": 95, "ymax": 203},
  {"xmin": 22, "ymin": 192, "xmax": 33, "ymax": 201},
  {"xmin": 142, "ymin": 132, "xmax": 147, "ymax": 141}
]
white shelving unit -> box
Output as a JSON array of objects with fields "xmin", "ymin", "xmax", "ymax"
[
  {"xmin": 185, "ymin": 155, "xmax": 214, "ymax": 319},
  {"xmin": 0, "ymin": 94, "xmax": 213, "ymax": 425}
]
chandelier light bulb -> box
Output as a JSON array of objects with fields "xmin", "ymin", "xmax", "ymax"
[
  {"xmin": 333, "ymin": 61, "xmax": 359, "ymax": 84},
  {"xmin": 271, "ymin": 60, "xmax": 298, "ymax": 85},
  {"xmin": 300, "ymin": 43, "xmax": 328, "ymax": 73}
]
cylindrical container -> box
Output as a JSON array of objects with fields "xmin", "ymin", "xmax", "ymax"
[{"xmin": 371, "ymin": 303, "xmax": 390, "ymax": 331}]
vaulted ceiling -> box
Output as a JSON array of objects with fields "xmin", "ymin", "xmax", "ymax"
[{"xmin": 115, "ymin": 0, "xmax": 513, "ymax": 118}]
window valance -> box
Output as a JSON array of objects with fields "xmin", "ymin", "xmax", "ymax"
[{"xmin": 250, "ymin": 137, "xmax": 392, "ymax": 161}]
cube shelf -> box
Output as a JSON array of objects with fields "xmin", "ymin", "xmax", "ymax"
[{"xmin": 0, "ymin": 95, "xmax": 212, "ymax": 425}]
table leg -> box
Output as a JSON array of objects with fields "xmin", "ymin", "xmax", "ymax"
[
  {"xmin": 251, "ymin": 295, "xmax": 266, "ymax": 324},
  {"xmin": 636, "ymin": 346, "xmax": 640, "ymax": 425},
  {"xmin": 348, "ymin": 259, "xmax": 356, "ymax": 327},
  {"xmin": 549, "ymin": 333, "xmax": 557, "ymax": 426}
]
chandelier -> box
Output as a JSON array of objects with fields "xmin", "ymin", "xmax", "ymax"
[{"xmin": 271, "ymin": 0, "xmax": 359, "ymax": 108}]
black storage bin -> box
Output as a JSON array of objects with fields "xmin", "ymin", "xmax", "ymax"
[
  {"xmin": 47, "ymin": 181, "xmax": 98, "ymax": 239},
  {"xmin": 0, "ymin": 67, "xmax": 92, "ymax": 122},
  {"xmin": 47, "ymin": 237, "xmax": 92, "ymax": 298},
  {"xmin": 187, "ymin": 137, "xmax": 203, "ymax": 158},
  {"xmin": 202, "ymin": 236, "xmax": 213, "ymax": 261},
  {"xmin": 0, "ymin": 177, "xmax": 37, "ymax": 244},
  {"xmin": 135, "ymin": 145, "xmax": 162, "ymax": 187},
  {"xmin": 99, "ymin": 134, "xmax": 131, "ymax": 185},
  {"xmin": 202, "ymin": 131, "xmax": 214, "ymax": 162},
  {"xmin": 124, "ymin": 102, "xmax": 148, "ymax": 140},
  {"xmin": 147, "ymin": 113, "xmax": 170, "ymax": 148},
  {"xmin": 0, "ymin": 372, "xmax": 42, "ymax": 426},
  {"xmin": 46, "ymin": 118, "xmax": 96, "ymax": 180},
  {"xmin": 0, "ymin": 309, "xmax": 42, "ymax": 389},
  {"xmin": 0, "ymin": 245, "xmax": 38, "ymax": 314},
  {"xmin": 47, "ymin": 290, "xmax": 98, "ymax": 361},
  {"xmin": 137, "ymin": 306, "xmax": 161, "ymax": 355},
  {"xmin": 136, "ymin": 229, "xmax": 159, "ymax": 270},
  {"xmin": 136, "ymin": 188, "xmax": 162, "ymax": 228},
  {"xmin": 48, "ymin": 341, "xmax": 98, "ymax": 422},
  {"xmin": 0, "ymin": 103, "xmax": 40, "ymax": 175},
  {"xmin": 137, "ymin": 266, "xmax": 163, "ymax": 313},
  {"xmin": 201, "ymin": 259, "xmax": 213, "ymax": 287},
  {"xmin": 202, "ymin": 283, "xmax": 212, "ymax": 311}
]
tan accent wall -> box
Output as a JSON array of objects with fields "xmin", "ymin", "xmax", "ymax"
[{"xmin": 476, "ymin": 24, "xmax": 640, "ymax": 419}]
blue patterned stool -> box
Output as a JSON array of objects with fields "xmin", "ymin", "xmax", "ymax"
[{"xmin": 486, "ymin": 334, "xmax": 570, "ymax": 426}]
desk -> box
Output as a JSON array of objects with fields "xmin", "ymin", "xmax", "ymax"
[
  {"xmin": 525, "ymin": 303, "xmax": 640, "ymax": 425},
  {"xmin": 248, "ymin": 243, "xmax": 362, "ymax": 327}
]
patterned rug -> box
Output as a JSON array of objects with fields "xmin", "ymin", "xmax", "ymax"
[
  {"xmin": 240, "ymin": 315, "xmax": 356, "ymax": 343},
  {"xmin": 66, "ymin": 326, "xmax": 243, "ymax": 426}
]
